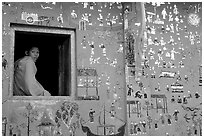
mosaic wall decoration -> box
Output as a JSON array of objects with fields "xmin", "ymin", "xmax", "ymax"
[
  {"xmin": 77, "ymin": 68, "xmax": 99, "ymax": 100},
  {"xmin": 2, "ymin": 100, "xmax": 81, "ymax": 136},
  {"xmin": 2, "ymin": 2, "xmax": 126, "ymax": 136},
  {"xmin": 124, "ymin": 2, "xmax": 202, "ymax": 136},
  {"xmin": 2, "ymin": 2, "xmax": 202, "ymax": 136}
]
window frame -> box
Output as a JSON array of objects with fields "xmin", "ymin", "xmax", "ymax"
[{"xmin": 9, "ymin": 23, "xmax": 77, "ymax": 100}]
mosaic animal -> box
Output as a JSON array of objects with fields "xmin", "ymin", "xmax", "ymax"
[{"xmin": 38, "ymin": 16, "xmax": 54, "ymax": 26}]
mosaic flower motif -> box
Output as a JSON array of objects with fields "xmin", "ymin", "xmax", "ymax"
[{"xmin": 188, "ymin": 13, "xmax": 200, "ymax": 26}]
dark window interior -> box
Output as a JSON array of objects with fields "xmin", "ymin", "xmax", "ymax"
[{"xmin": 14, "ymin": 31, "xmax": 71, "ymax": 96}]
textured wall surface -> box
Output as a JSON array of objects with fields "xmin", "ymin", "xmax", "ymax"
[
  {"xmin": 2, "ymin": 2, "xmax": 202, "ymax": 136},
  {"xmin": 125, "ymin": 2, "xmax": 202, "ymax": 136},
  {"xmin": 2, "ymin": 2, "xmax": 126, "ymax": 136}
]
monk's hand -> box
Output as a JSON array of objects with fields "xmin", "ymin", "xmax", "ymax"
[{"xmin": 43, "ymin": 90, "xmax": 51, "ymax": 96}]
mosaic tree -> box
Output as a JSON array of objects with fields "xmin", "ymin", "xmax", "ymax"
[
  {"xmin": 54, "ymin": 101, "xmax": 80, "ymax": 136},
  {"xmin": 19, "ymin": 103, "xmax": 39, "ymax": 136}
]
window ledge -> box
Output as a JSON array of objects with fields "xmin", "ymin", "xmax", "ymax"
[{"xmin": 10, "ymin": 96, "xmax": 74, "ymax": 101}]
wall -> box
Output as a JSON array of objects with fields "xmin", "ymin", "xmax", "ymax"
[
  {"xmin": 2, "ymin": 2, "xmax": 127, "ymax": 136},
  {"xmin": 2, "ymin": 2, "xmax": 202, "ymax": 136},
  {"xmin": 124, "ymin": 2, "xmax": 202, "ymax": 136}
]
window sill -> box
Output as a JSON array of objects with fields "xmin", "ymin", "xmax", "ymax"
[{"xmin": 10, "ymin": 96, "xmax": 74, "ymax": 101}]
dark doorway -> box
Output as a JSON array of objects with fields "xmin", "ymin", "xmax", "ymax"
[{"xmin": 14, "ymin": 31, "xmax": 71, "ymax": 96}]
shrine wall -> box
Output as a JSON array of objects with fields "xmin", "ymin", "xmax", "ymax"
[
  {"xmin": 2, "ymin": 2, "xmax": 127, "ymax": 136},
  {"xmin": 1, "ymin": 2, "xmax": 202, "ymax": 136},
  {"xmin": 124, "ymin": 2, "xmax": 202, "ymax": 136}
]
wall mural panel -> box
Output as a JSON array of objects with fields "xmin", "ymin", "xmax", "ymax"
[
  {"xmin": 2, "ymin": 100, "xmax": 81, "ymax": 136},
  {"xmin": 2, "ymin": 2, "xmax": 126, "ymax": 136},
  {"xmin": 2, "ymin": 2, "xmax": 202, "ymax": 136},
  {"xmin": 124, "ymin": 2, "xmax": 202, "ymax": 136}
]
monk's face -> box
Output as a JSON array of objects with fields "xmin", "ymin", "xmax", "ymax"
[{"xmin": 29, "ymin": 47, "xmax": 39, "ymax": 62}]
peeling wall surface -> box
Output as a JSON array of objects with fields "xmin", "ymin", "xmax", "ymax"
[{"xmin": 2, "ymin": 2, "xmax": 202, "ymax": 136}]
